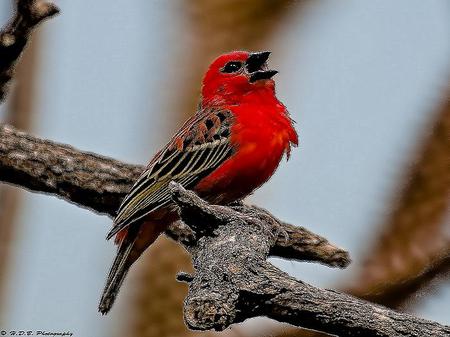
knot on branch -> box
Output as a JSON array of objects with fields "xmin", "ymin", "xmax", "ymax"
[
  {"xmin": 18, "ymin": 0, "xmax": 60, "ymax": 26},
  {"xmin": 184, "ymin": 292, "xmax": 239, "ymax": 331}
]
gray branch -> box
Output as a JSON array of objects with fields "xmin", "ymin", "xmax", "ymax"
[
  {"xmin": 2, "ymin": 124, "xmax": 448, "ymax": 335},
  {"xmin": 0, "ymin": 0, "xmax": 59, "ymax": 101},
  {"xmin": 170, "ymin": 183, "xmax": 450, "ymax": 336}
]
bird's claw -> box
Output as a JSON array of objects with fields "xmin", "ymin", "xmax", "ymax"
[{"xmin": 270, "ymin": 222, "xmax": 289, "ymax": 244}]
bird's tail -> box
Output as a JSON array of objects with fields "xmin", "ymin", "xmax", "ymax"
[
  {"xmin": 98, "ymin": 225, "xmax": 140, "ymax": 315},
  {"xmin": 98, "ymin": 220, "xmax": 166, "ymax": 315}
]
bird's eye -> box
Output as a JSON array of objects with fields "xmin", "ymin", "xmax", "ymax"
[{"xmin": 221, "ymin": 61, "xmax": 242, "ymax": 73}]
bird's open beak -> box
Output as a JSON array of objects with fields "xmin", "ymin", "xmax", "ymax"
[{"xmin": 246, "ymin": 51, "xmax": 278, "ymax": 83}]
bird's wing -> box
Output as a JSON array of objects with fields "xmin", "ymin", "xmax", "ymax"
[{"xmin": 106, "ymin": 108, "xmax": 235, "ymax": 240}]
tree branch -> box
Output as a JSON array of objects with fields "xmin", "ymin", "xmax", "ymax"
[
  {"xmin": 0, "ymin": 123, "xmax": 349, "ymax": 267},
  {"xmin": 171, "ymin": 183, "xmax": 450, "ymax": 336},
  {"xmin": 0, "ymin": 124, "xmax": 448, "ymax": 335},
  {"xmin": 0, "ymin": 0, "xmax": 59, "ymax": 101}
]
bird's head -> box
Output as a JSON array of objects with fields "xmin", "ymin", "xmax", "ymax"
[{"xmin": 201, "ymin": 51, "xmax": 278, "ymax": 106}]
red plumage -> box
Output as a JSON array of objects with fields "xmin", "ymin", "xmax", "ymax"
[{"xmin": 99, "ymin": 51, "xmax": 298, "ymax": 314}]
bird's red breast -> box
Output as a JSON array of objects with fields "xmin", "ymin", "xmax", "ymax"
[{"xmin": 195, "ymin": 86, "xmax": 297, "ymax": 204}]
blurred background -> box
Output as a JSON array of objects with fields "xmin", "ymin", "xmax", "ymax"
[{"xmin": 0, "ymin": 0, "xmax": 449, "ymax": 336}]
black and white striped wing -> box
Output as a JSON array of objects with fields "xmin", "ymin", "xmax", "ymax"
[{"xmin": 106, "ymin": 109, "xmax": 234, "ymax": 240}]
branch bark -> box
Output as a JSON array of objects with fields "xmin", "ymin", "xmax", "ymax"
[
  {"xmin": 170, "ymin": 183, "xmax": 450, "ymax": 336},
  {"xmin": 0, "ymin": 124, "xmax": 448, "ymax": 336},
  {"xmin": 0, "ymin": 0, "xmax": 59, "ymax": 101}
]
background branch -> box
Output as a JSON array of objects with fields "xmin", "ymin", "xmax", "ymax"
[
  {"xmin": 0, "ymin": 10, "xmax": 43, "ymax": 318},
  {"xmin": 0, "ymin": 0, "xmax": 59, "ymax": 101},
  {"xmin": 349, "ymin": 88, "xmax": 450, "ymax": 307}
]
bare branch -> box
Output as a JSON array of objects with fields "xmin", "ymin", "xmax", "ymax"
[
  {"xmin": 1, "ymin": 124, "xmax": 448, "ymax": 335},
  {"xmin": 171, "ymin": 183, "xmax": 450, "ymax": 336},
  {"xmin": 0, "ymin": 123, "xmax": 349, "ymax": 267},
  {"xmin": 0, "ymin": 0, "xmax": 59, "ymax": 101}
]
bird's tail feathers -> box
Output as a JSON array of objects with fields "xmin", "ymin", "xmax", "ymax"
[{"xmin": 98, "ymin": 227, "xmax": 138, "ymax": 315}]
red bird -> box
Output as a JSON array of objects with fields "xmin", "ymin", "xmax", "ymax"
[{"xmin": 99, "ymin": 51, "xmax": 298, "ymax": 314}]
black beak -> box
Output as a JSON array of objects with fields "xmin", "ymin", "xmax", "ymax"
[
  {"xmin": 246, "ymin": 51, "xmax": 278, "ymax": 83},
  {"xmin": 249, "ymin": 70, "xmax": 278, "ymax": 83},
  {"xmin": 246, "ymin": 51, "xmax": 271, "ymax": 73}
]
